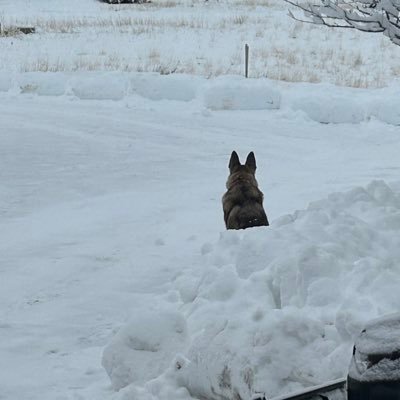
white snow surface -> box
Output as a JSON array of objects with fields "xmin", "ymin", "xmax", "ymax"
[
  {"xmin": 105, "ymin": 180, "xmax": 400, "ymax": 400},
  {"xmin": 3, "ymin": 1, "xmax": 400, "ymax": 399},
  {"xmin": 349, "ymin": 313, "xmax": 400, "ymax": 382},
  {"xmin": 3, "ymin": 71, "xmax": 400, "ymax": 125},
  {"xmin": 1, "ymin": 84, "xmax": 400, "ymax": 400}
]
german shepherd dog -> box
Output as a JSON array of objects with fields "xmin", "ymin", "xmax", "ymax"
[{"xmin": 222, "ymin": 151, "xmax": 269, "ymax": 230}]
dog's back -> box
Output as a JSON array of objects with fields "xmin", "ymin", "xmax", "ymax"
[{"xmin": 222, "ymin": 151, "xmax": 269, "ymax": 230}]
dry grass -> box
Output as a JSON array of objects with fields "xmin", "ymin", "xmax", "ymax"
[
  {"xmin": 108, "ymin": 0, "xmax": 179, "ymax": 10},
  {"xmin": 3, "ymin": 14, "xmax": 262, "ymax": 34},
  {"xmin": 0, "ymin": 27, "xmax": 22, "ymax": 37},
  {"xmin": 21, "ymin": 58, "xmax": 67, "ymax": 73},
  {"xmin": 20, "ymin": 54, "xmax": 386, "ymax": 88},
  {"xmin": 21, "ymin": 54, "xmax": 180, "ymax": 75}
]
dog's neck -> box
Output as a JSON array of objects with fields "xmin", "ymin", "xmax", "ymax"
[{"xmin": 226, "ymin": 174, "xmax": 257, "ymax": 190}]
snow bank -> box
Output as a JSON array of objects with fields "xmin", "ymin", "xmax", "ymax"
[
  {"xmin": 0, "ymin": 72, "xmax": 13, "ymax": 92},
  {"xmin": 102, "ymin": 309, "xmax": 187, "ymax": 390},
  {"xmin": 368, "ymin": 86, "xmax": 400, "ymax": 125},
  {"xmin": 70, "ymin": 73, "xmax": 128, "ymax": 101},
  {"xmin": 286, "ymin": 84, "xmax": 367, "ymax": 124},
  {"xmin": 3, "ymin": 71, "xmax": 400, "ymax": 124},
  {"xmin": 203, "ymin": 76, "xmax": 281, "ymax": 111},
  {"xmin": 130, "ymin": 74, "xmax": 199, "ymax": 102},
  {"xmin": 104, "ymin": 181, "xmax": 400, "ymax": 400},
  {"xmin": 18, "ymin": 73, "xmax": 67, "ymax": 96}
]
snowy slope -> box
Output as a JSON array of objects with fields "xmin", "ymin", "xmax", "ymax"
[{"xmin": 1, "ymin": 90, "xmax": 400, "ymax": 400}]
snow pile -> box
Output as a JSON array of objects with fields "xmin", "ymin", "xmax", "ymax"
[
  {"xmin": 70, "ymin": 73, "xmax": 128, "ymax": 101},
  {"xmin": 103, "ymin": 180, "xmax": 400, "ymax": 400},
  {"xmin": 102, "ymin": 309, "xmax": 188, "ymax": 390},
  {"xmin": 130, "ymin": 74, "xmax": 199, "ymax": 102},
  {"xmin": 18, "ymin": 73, "xmax": 66, "ymax": 96},
  {"xmin": 349, "ymin": 312, "xmax": 400, "ymax": 382},
  {"xmin": 0, "ymin": 73, "xmax": 13, "ymax": 92},
  {"xmin": 369, "ymin": 86, "xmax": 400, "ymax": 126},
  {"xmin": 203, "ymin": 76, "xmax": 281, "ymax": 111},
  {"xmin": 3, "ymin": 71, "xmax": 400, "ymax": 125},
  {"xmin": 286, "ymin": 84, "xmax": 367, "ymax": 124}
]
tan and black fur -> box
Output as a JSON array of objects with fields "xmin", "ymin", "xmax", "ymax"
[{"xmin": 222, "ymin": 151, "xmax": 269, "ymax": 230}]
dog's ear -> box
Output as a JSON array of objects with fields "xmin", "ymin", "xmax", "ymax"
[
  {"xmin": 229, "ymin": 151, "xmax": 241, "ymax": 172},
  {"xmin": 245, "ymin": 152, "xmax": 256, "ymax": 172}
]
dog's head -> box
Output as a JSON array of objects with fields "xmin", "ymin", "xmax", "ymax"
[
  {"xmin": 228, "ymin": 151, "xmax": 257, "ymax": 175},
  {"xmin": 226, "ymin": 151, "xmax": 258, "ymax": 188}
]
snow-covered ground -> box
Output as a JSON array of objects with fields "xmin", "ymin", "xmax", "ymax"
[
  {"xmin": 2, "ymin": 1, "xmax": 400, "ymax": 400},
  {"xmin": 1, "ymin": 88, "xmax": 400, "ymax": 400},
  {"xmin": 1, "ymin": 0, "xmax": 400, "ymax": 87}
]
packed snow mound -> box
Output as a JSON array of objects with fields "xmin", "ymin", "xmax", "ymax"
[
  {"xmin": 349, "ymin": 312, "xmax": 400, "ymax": 382},
  {"xmin": 288, "ymin": 89, "xmax": 366, "ymax": 124},
  {"xmin": 102, "ymin": 309, "xmax": 188, "ymax": 390},
  {"xmin": 70, "ymin": 73, "xmax": 127, "ymax": 100},
  {"xmin": 3, "ymin": 71, "xmax": 400, "ymax": 124},
  {"xmin": 19, "ymin": 73, "xmax": 66, "ymax": 96},
  {"xmin": 371, "ymin": 94, "xmax": 400, "ymax": 126},
  {"xmin": 356, "ymin": 313, "xmax": 400, "ymax": 355},
  {"xmin": 203, "ymin": 76, "xmax": 281, "ymax": 110},
  {"xmin": 104, "ymin": 180, "xmax": 400, "ymax": 400},
  {"xmin": 0, "ymin": 73, "xmax": 13, "ymax": 92},
  {"xmin": 130, "ymin": 74, "xmax": 199, "ymax": 102}
]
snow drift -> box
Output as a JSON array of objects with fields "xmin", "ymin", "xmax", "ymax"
[
  {"xmin": 203, "ymin": 76, "xmax": 281, "ymax": 111},
  {"xmin": 103, "ymin": 310, "xmax": 188, "ymax": 391},
  {"xmin": 3, "ymin": 71, "xmax": 400, "ymax": 125},
  {"xmin": 103, "ymin": 180, "xmax": 400, "ymax": 400}
]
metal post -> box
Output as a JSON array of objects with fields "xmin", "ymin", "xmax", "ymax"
[{"xmin": 245, "ymin": 44, "xmax": 249, "ymax": 78}]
